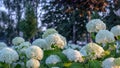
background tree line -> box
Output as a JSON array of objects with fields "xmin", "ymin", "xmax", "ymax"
[{"xmin": 0, "ymin": 0, "xmax": 120, "ymax": 45}]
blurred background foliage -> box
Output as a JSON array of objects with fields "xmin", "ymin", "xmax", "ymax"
[{"xmin": 0, "ymin": 0, "xmax": 120, "ymax": 45}]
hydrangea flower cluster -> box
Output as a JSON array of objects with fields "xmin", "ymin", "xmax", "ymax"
[
  {"xmin": 111, "ymin": 25, "xmax": 120, "ymax": 36},
  {"xmin": 86, "ymin": 19, "xmax": 106, "ymax": 32},
  {"xmin": 64, "ymin": 43, "xmax": 81, "ymax": 50},
  {"xmin": 113, "ymin": 58, "xmax": 120, "ymax": 67},
  {"xmin": 95, "ymin": 30, "xmax": 115, "ymax": 44},
  {"xmin": 16, "ymin": 42, "xmax": 31, "ymax": 54},
  {"xmin": 0, "ymin": 47, "xmax": 19, "ymax": 64},
  {"xmin": 0, "ymin": 42, "xmax": 7, "ymax": 50},
  {"xmin": 62, "ymin": 48, "xmax": 83, "ymax": 62},
  {"xmin": 42, "ymin": 28, "xmax": 58, "ymax": 38},
  {"xmin": 102, "ymin": 57, "xmax": 120, "ymax": 68},
  {"xmin": 80, "ymin": 43, "xmax": 104, "ymax": 59},
  {"xmin": 12, "ymin": 37, "xmax": 25, "ymax": 46},
  {"xmin": 26, "ymin": 58, "xmax": 40, "ymax": 68},
  {"xmin": 32, "ymin": 38, "xmax": 50, "ymax": 50},
  {"xmin": 102, "ymin": 57, "xmax": 115, "ymax": 68},
  {"xmin": 25, "ymin": 45, "xmax": 43, "ymax": 60},
  {"xmin": 45, "ymin": 33, "xmax": 66, "ymax": 49},
  {"xmin": 45, "ymin": 55, "xmax": 61, "ymax": 64}
]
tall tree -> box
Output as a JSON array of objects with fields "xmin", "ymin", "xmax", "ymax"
[
  {"xmin": 41, "ymin": 0, "xmax": 119, "ymax": 43},
  {"xmin": 19, "ymin": 5, "xmax": 37, "ymax": 41},
  {"xmin": 0, "ymin": 11, "xmax": 15, "ymax": 45},
  {"xmin": 3, "ymin": 0, "xmax": 40, "ymax": 35},
  {"xmin": 3, "ymin": 0, "xmax": 23, "ymax": 35},
  {"xmin": 41, "ymin": 0, "xmax": 87, "ymax": 43}
]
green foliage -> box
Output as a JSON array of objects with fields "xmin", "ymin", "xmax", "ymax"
[
  {"xmin": 19, "ymin": 6, "xmax": 37, "ymax": 40},
  {"xmin": 46, "ymin": 62, "xmax": 64, "ymax": 68},
  {"xmin": 90, "ymin": 32, "xmax": 96, "ymax": 42},
  {"xmin": 88, "ymin": 60, "xmax": 101, "ymax": 68},
  {"xmin": 63, "ymin": 62, "xmax": 72, "ymax": 68},
  {"xmin": 70, "ymin": 62, "xmax": 84, "ymax": 68},
  {"xmin": 14, "ymin": 64, "xmax": 22, "ymax": 68},
  {"xmin": 0, "ymin": 63, "xmax": 3, "ymax": 68},
  {"xmin": 40, "ymin": 47, "xmax": 70, "ymax": 68}
]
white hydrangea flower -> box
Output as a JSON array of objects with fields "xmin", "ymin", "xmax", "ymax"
[
  {"xmin": 86, "ymin": 19, "xmax": 106, "ymax": 32},
  {"xmin": 12, "ymin": 37, "xmax": 25, "ymax": 45},
  {"xmin": 45, "ymin": 33, "xmax": 66, "ymax": 49},
  {"xmin": 80, "ymin": 43, "xmax": 104, "ymax": 59},
  {"xmin": 19, "ymin": 42, "xmax": 31, "ymax": 49},
  {"xmin": 25, "ymin": 46, "xmax": 43, "ymax": 60},
  {"xmin": 0, "ymin": 42, "xmax": 7, "ymax": 50},
  {"xmin": 113, "ymin": 57, "xmax": 120, "ymax": 67},
  {"xmin": 62, "ymin": 48, "xmax": 83, "ymax": 62},
  {"xmin": 26, "ymin": 59, "xmax": 40, "ymax": 68},
  {"xmin": 42, "ymin": 28, "xmax": 58, "ymax": 38},
  {"xmin": 45, "ymin": 55, "xmax": 61, "ymax": 64},
  {"xmin": 102, "ymin": 57, "xmax": 115, "ymax": 68},
  {"xmin": 17, "ymin": 42, "xmax": 31, "ymax": 54},
  {"xmin": 32, "ymin": 39, "xmax": 50, "ymax": 50},
  {"xmin": 0, "ymin": 47, "xmax": 19, "ymax": 64},
  {"xmin": 102, "ymin": 57, "xmax": 120, "ymax": 68},
  {"xmin": 64, "ymin": 44, "xmax": 81, "ymax": 50},
  {"xmin": 111, "ymin": 25, "xmax": 120, "ymax": 36},
  {"xmin": 95, "ymin": 30, "xmax": 115, "ymax": 44}
]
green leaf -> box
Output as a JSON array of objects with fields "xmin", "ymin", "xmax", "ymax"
[
  {"xmin": 15, "ymin": 64, "xmax": 22, "ymax": 68},
  {"xmin": 47, "ymin": 62, "xmax": 63, "ymax": 68},
  {"xmin": 88, "ymin": 60, "xmax": 101, "ymax": 68},
  {"xmin": 70, "ymin": 62, "xmax": 84, "ymax": 68}
]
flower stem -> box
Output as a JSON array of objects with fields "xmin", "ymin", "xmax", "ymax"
[{"xmin": 8, "ymin": 64, "xmax": 10, "ymax": 68}]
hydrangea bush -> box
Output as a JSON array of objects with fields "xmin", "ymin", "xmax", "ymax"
[{"xmin": 0, "ymin": 20, "xmax": 120, "ymax": 68}]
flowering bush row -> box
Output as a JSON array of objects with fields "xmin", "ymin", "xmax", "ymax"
[{"xmin": 0, "ymin": 19, "xmax": 120, "ymax": 68}]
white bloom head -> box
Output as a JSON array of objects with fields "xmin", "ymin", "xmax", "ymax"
[
  {"xmin": 113, "ymin": 57, "xmax": 120, "ymax": 66},
  {"xmin": 0, "ymin": 47, "xmax": 19, "ymax": 64},
  {"xmin": 42, "ymin": 28, "xmax": 58, "ymax": 38},
  {"xmin": 45, "ymin": 55, "xmax": 61, "ymax": 64},
  {"xmin": 62, "ymin": 48, "xmax": 83, "ymax": 62},
  {"xmin": 12, "ymin": 37, "xmax": 25, "ymax": 45},
  {"xmin": 26, "ymin": 58, "xmax": 40, "ymax": 68},
  {"xmin": 17, "ymin": 42, "xmax": 31, "ymax": 54},
  {"xmin": 80, "ymin": 43, "xmax": 104, "ymax": 59},
  {"xmin": 64, "ymin": 44, "xmax": 81, "ymax": 50},
  {"xmin": 111, "ymin": 25, "xmax": 120, "ymax": 36},
  {"xmin": 102, "ymin": 57, "xmax": 115, "ymax": 68},
  {"xmin": 25, "ymin": 46, "xmax": 43, "ymax": 60},
  {"xmin": 0, "ymin": 42, "xmax": 7, "ymax": 50},
  {"xmin": 32, "ymin": 39, "xmax": 50, "ymax": 50},
  {"xmin": 102, "ymin": 57, "xmax": 120, "ymax": 68},
  {"xmin": 86, "ymin": 19, "xmax": 106, "ymax": 32},
  {"xmin": 19, "ymin": 42, "xmax": 31, "ymax": 49},
  {"xmin": 95, "ymin": 30, "xmax": 115, "ymax": 44},
  {"xmin": 45, "ymin": 33, "xmax": 67, "ymax": 49}
]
